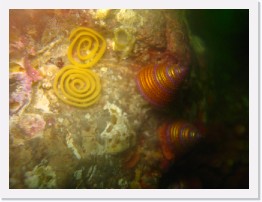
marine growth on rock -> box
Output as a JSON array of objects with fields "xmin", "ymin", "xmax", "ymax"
[
  {"xmin": 18, "ymin": 113, "xmax": 46, "ymax": 139},
  {"xmin": 100, "ymin": 102, "xmax": 136, "ymax": 154},
  {"xmin": 113, "ymin": 26, "xmax": 136, "ymax": 59},
  {"xmin": 9, "ymin": 72, "xmax": 32, "ymax": 115}
]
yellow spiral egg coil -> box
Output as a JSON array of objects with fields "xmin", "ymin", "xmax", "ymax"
[
  {"xmin": 53, "ymin": 65, "xmax": 101, "ymax": 108},
  {"xmin": 67, "ymin": 27, "xmax": 106, "ymax": 68}
]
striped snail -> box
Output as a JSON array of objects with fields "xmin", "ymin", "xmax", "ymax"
[
  {"xmin": 158, "ymin": 121, "xmax": 202, "ymax": 160},
  {"xmin": 136, "ymin": 63, "xmax": 188, "ymax": 107}
]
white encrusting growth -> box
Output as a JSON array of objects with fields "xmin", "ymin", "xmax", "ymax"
[{"xmin": 66, "ymin": 130, "xmax": 81, "ymax": 159}]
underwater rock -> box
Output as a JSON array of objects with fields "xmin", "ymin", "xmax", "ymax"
[
  {"xmin": 122, "ymin": 148, "xmax": 141, "ymax": 169},
  {"xmin": 136, "ymin": 10, "xmax": 167, "ymax": 49},
  {"xmin": 18, "ymin": 113, "xmax": 46, "ymax": 139},
  {"xmin": 66, "ymin": 130, "xmax": 82, "ymax": 160},
  {"xmin": 39, "ymin": 64, "xmax": 59, "ymax": 78},
  {"xmin": 9, "ymin": 61, "xmax": 25, "ymax": 73},
  {"xmin": 9, "ymin": 72, "xmax": 32, "ymax": 115},
  {"xmin": 118, "ymin": 178, "xmax": 129, "ymax": 188},
  {"xmin": 116, "ymin": 9, "xmax": 144, "ymax": 28},
  {"xmin": 24, "ymin": 160, "xmax": 57, "ymax": 188},
  {"xmin": 34, "ymin": 88, "xmax": 52, "ymax": 113},
  {"xmin": 100, "ymin": 102, "xmax": 136, "ymax": 154},
  {"xmin": 9, "ymin": 57, "xmax": 41, "ymax": 116},
  {"xmin": 24, "ymin": 57, "xmax": 42, "ymax": 82},
  {"xmin": 55, "ymin": 57, "xmax": 64, "ymax": 68},
  {"xmin": 165, "ymin": 16, "xmax": 192, "ymax": 67},
  {"xmin": 130, "ymin": 168, "xmax": 142, "ymax": 188},
  {"xmin": 93, "ymin": 9, "xmax": 111, "ymax": 20},
  {"xmin": 9, "ymin": 9, "xmax": 218, "ymax": 189},
  {"xmin": 39, "ymin": 64, "xmax": 59, "ymax": 90}
]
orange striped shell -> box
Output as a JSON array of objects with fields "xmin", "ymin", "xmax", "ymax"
[
  {"xmin": 136, "ymin": 63, "xmax": 188, "ymax": 107},
  {"xmin": 158, "ymin": 121, "xmax": 202, "ymax": 160}
]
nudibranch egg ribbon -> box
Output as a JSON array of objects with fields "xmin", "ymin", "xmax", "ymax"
[
  {"xmin": 67, "ymin": 27, "xmax": 106, "ymax": 68},
  {"xmin": 53, "ymin": 65, "xmax": 101, "ymax": 108}
]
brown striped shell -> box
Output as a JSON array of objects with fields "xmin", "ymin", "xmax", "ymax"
[
  {"xmin": 136, "ymin": 63, "xmax": 188, "ymax": 107},
  {"xmin": 158, "ymin": 121, "xmax": 202, "ymax": 160}
]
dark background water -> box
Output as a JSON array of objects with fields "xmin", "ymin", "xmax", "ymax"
[
  {"xmin": 188, "ymin": 9, "xmax": 249, "ymax": 124},
  {"xmin": 159, "ymin": 10, "xmax": 249, "ymax": 189}
]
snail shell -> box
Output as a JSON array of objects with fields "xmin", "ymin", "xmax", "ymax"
[
  {"xmin": 158, "ymin": 121, "xmax": 202, "ymax": 160},
  {"xmin": 136, "ymin": 63, "xmax": 188, "ymax": 107}
]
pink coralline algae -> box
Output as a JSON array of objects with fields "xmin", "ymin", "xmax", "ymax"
[
  {"xmin": 24, "ymin": 57, "xmax": 42, "ymax": 82},
  {"xmin": 18, "ymin": 113, "xmax": 46, "ymax": 139},
  {"xmin": 9, "ymin": 58, "xmax": 42, "ymax": 115},
  {"xmin": 9, "ymin": 72, "xmax": 32, "ymax": 115}
]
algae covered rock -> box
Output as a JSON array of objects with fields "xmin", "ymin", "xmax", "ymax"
[{"xmin": 24, "ymin": 160, "xmax": 57, "ymax": 188}]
